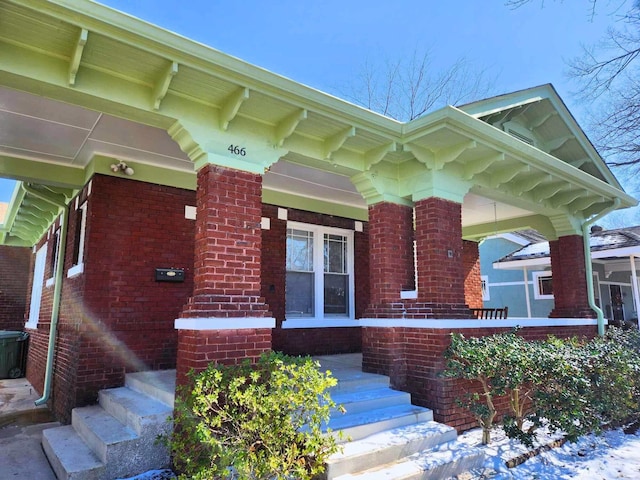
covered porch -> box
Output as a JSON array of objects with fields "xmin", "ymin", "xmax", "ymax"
[{"xmin": 0, "ymin": 0, "xmax": 636, "ymax": 427}]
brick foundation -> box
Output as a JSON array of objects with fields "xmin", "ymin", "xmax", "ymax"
[
  {"xmin": 363, "ymin": 323, "xmax": 598, "ymax": 432},
  {"xmin": 549, "ymin": 235, "xmax": 595, "ymax": 318}
]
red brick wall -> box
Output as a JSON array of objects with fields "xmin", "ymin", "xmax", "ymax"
[
  {"xmin": 261, "ymin": 204, "xmax": 366, "ymax": 355},
  {"xmin": 0, "ymin": 245, "xmax": 31, "ymax": 330},
  {"xmin": 363, "ymin": 323, "xmax": 598, "ymax": 432},
  {"xmin": 181, "ymin": 165, "xmax": 268, "ymax": 318},
  {"xmin": 462, "ymin": 240, "xmax": 483, "ymax": 309},
  {"xmin": 176, "ymin": 328, "xmax": 272, "ymax": 386},
  {"xmin": 367, "ymin": 202, "xmax": 414, "ymax": 306},
  {"xmin": 414, "ymin": 197, "xmax": 464, "ymax": 306},
  {"xmin": 549, "ymin": 235, "xmax": 595, "ymax": 318},
  {"xmin": 24, "ymin": 175, "xmax": 196, "ymax": 422}
]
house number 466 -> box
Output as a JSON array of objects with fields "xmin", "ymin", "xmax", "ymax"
[{"xmin": 228, "ymin": 145, "xmax": 246, "ymax": 156}]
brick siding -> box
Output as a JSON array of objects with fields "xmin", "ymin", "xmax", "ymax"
[{"xmin": 0, "ymin": 245, "xmax": 31, "ymax": 330}]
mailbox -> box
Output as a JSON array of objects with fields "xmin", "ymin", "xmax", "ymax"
[{"xmin": 155, "ymin": 268, "xmax": 185, "ymax": 282}]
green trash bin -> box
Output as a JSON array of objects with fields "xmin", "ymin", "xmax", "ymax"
[{"xmin": 0, "ymin": 331, "xmax": 29, "ymax": 379}]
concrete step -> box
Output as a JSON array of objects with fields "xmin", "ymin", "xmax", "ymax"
[
  {"xmin": 331, "ymin": 386, "xmax": 411, "ymax": 415},
  {"xmin": 98, "ymin": 386, "xmax": 173, "ymax": 438},
  {"xmin": 329, "ymin": 370, "xmax": 389, "ymax": 393},
  {"xmin": 42, "ymin": 425, "xmax": 105, "ymax": 480},
  {"xmin": 125, "ymin": 370, "xmax": 175, "ymax": 407},
  {"xmin": 325, "ymin": 420, "xmax": 458, "ymax": 479},
  {"xmin": 72, "ymin": 406, "xmax": 136, "ymax": 464},
  {"xmin": 332, "ymin": 442, "xmax": 485, "ymax": 480},
  {"xmin": 328, "ymin": 403, "xmax": 433, "ymax": 443}
]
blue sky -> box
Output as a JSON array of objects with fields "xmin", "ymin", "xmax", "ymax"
[{"xmin": 3, "ymin": 0, "xmax": 637, "ymax": 224}]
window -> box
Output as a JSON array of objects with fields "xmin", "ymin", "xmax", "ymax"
[
  {"xmin": 285, "ymin": 223, "xmax": 354, "ymax": 319},
  {"xmin": 26, "ymin": 243, "xmax": 47, "ymax": 328},
  {"xmin": 481, "ymin": 275, "xmax": 490, "ymax": 301},
  {"xmin": 67, "ymin": 201, "xmax": 87, "ymax": 278},
  {"xmin": 533, "ymin": 271, "xmax": 553, "ymax": 299},
  {"xmin": 46, "ymin": 229, "xmax": 60, "ymax": 287}
]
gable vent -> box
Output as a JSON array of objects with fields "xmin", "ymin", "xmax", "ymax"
[{"xmin": 507, "ymin": 129, "xmax": 535, "ymax": 146}]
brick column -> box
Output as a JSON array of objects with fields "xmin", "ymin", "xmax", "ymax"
[
  {"xmin": 548, "ymin": 235, "xmax": 595, "ymax": 318},
  {"xmin": 412, "ymin": 197, "xmax": 471, "ymax": 318},
  {"xmin": 364, "ymin": 202, "xmax": 415, "ymax": 318},
  {"xmin": 176, "ymin": 164, "xmax": 273, "ymax": 385},
  {"xmin": 462, "ymin": 240, "xmax": 483, "ymax": 309}
]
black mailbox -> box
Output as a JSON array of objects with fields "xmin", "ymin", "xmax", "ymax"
[{"xmin": 155, "ymin": 268, "xmax": 185, "ymax": 282}]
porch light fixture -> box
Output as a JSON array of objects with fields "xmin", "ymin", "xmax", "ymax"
[{"xmin": 110, "ymin": 161, "xmax": 134, "ymax": 176}]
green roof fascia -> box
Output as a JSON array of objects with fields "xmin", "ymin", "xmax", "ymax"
[
  {"xmin": 462, "ymin": 214, "xmax": 555, "ymax": 241},
  {"xmin": 403, "ymin": 106, "xmax": 637, "ymax": 210},
  {"xmin": 457, "ymin": 84, "xmax": 623, "ymax": 190},
  {"xmin": 262, "ymin": 189, "xmax": 368, "ymax": 222},
  {"xmin": 0, "ymin": 182, "xmax": 25, "ymax": 244}
]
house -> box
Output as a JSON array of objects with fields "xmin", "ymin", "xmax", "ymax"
[
  {"xmin": 0, "ymin": 0, "xmax": 636, "ymax": 433},
  {"xmin": 0, "ymin": 201, "xmax": 32, "ymax": 331},
  {"xmin": 482, "ymin": 226, "xmax": 640, "ymax": 326}
]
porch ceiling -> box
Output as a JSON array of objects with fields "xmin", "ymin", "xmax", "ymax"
[{"xmin": 0, "ymin": 0, "xmax": 636, "ymax": 247}]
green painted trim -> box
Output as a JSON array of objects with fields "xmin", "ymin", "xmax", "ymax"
[
  {"xmin": 462, "ymin": 214, "xmax": 555, "ymax": 241},
  {"xmin": 0, "ymin": 156, "xmax": 85, "ymax": 187},
  {"xmin": 262, "ymin": 190, "xmax": 368, "ymax": 221},
  {"xmin": 89, "ymin": 156, "xmax": 196, "ymax": 190}
]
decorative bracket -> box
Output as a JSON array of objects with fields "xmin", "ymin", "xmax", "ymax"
[
  {"xmin": 220, "ymin": 87, "xmax": 249, "ymax": 131},
  {"xmin": 364, "ymin": 142, "xmax": 396, "ymax": 171},
  {"xmin": 274, "ymin": 109, "xmax": 306, "ymax": 147},
  {"xmin": 462, "ymin": 153, "xmax": 505, "ymax": 180},
  {"xmin": 69, "ymin": 28, "xmax": 88, "ymax": 86},
  {"xmin": 324, "ymin": 126, "xmax": 355, "ymax": 160},
  {"xmin": 152, "ymin": 61, "xmax": 178, "ymax": 110}
]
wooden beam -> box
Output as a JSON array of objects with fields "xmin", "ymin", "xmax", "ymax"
[
  {"xmin": 462, "ymin": 153, "xmax": 504, "ymax": 180},
  {"xmin": 364, "ymin": 142, "xmax": 396, "ymax": 170}
]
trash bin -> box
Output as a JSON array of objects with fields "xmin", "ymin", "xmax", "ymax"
[{"xmin": 0, "ymin": 331, "xmax": 29, "ymax": 379}]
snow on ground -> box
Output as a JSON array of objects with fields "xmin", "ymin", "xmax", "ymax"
[
  {"xmin": 457, "ymin": 425, "xmax": 640, "ymax": 479},
  {"xmin": 122, "ymin": 428, "xmax": 640, "ymax": 479}
]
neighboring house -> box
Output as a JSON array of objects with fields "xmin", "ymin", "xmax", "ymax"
[
  {"xmin": 0, "ymin": 201, "xmax": 32, "ymax": 331},
  {"xmin": 0, "ymin": 0, "xmax": 636, "ymax": 433},
  {"xmin": 483, "ymin": 226, "xmax": 640, "ymax": 326}
]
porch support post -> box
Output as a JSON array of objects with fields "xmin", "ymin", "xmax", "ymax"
[
  {"xmin": 548, "ymin": 235, "xmax": 595, "ymax": 318},
  {"xmin": 364, "ymin": 201, "xmax": 415, "ymax": 318},
  {"xmin": 168, "ymin": 118, "xmax": 284, "ymax": 385}
]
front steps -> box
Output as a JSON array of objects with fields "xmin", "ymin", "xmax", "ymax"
[
  {"xmin": 42, "ymin": 355, "xmax": 484, "ymax": 480},
  {"xmin": 318, "ymin": 354, "xmax": 484, "ymax": 479},
  {"xmin": 42, "ymin": 371, "xmax": 175, "ymax": 480}
]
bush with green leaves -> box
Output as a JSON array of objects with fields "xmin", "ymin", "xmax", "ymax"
[
  {"xmin": 167, "ymin": 352, "xmax": 341, "ymax": 480},
  {"xmin": 443, "ymin": 328, "xmax": 640, "ymax": 447}
]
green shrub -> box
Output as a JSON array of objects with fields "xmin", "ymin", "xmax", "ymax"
[
  {"xmin": 443, "ymin": 328, "xmax": 640, "ymax": 447},
  {"xmin": 168, "ymin": 352, "xmax": 341, "ymax": 480}
]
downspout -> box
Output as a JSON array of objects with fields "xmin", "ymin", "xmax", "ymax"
[
  {"xmin": 21, "ymin": 184, "xmax": 69, "ymax": 407},
  {"xmin": 582, "ymin": 198, "xmax": 621, "ymax": 336}
]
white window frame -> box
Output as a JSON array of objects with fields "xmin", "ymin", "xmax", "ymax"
[
  {"xmin": 533, "ymin": 271, "xmax": 554, "ymax": 300},
  {"xmin": 67, "ymin": 200, "xmax": 87, "ymax": 278},
  {"xmin": 26, "ymin": 243, "xmax": 48, "ymax": 329},
  {"xmin": 283, "ymin": 221, "xmax": 356, "ymax": 328},
  {"xmin": 481, "ymin": 275, "xmax": 490, "ymax": 301}
]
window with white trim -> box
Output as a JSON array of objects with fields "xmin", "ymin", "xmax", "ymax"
[
  {"xmin": 68, "ymin": 201, "xmax": 87, "ymax": 278},
  {"xmin": 533, "ymin": 271, "xmax": 553, "ymax": 299},
  {"xmin": 285, "ymin": 222, "xmax": 354, "ymax": 319},
  {"xmin": 481, "ymin": 275, "xmax": 490, "ymax": 301},
  {"xmin": 26, "ymin": 243, "xmax": 47, "ymax": 328}
]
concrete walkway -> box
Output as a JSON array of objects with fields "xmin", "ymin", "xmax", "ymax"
[{"xmin": 0, "ymin": 377, "xmax": 59, "ymax": 479}]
